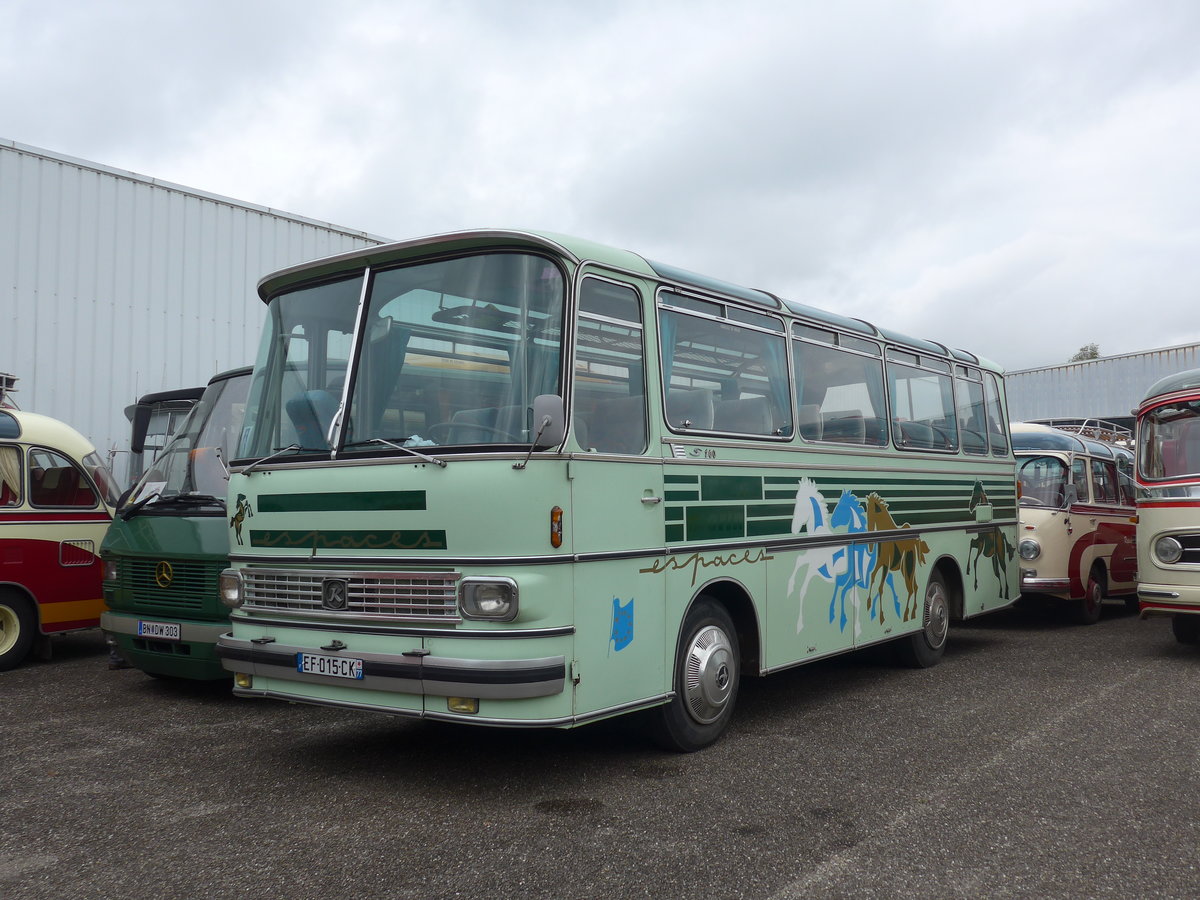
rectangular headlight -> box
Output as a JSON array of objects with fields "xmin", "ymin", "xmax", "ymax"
[
  {"xmin": 218, "ymin": 568, "xmax": 244, "ymax": 608},
  {"xmin": 459, "ymin": 578, "xmax": 518, "ymax": 621}
]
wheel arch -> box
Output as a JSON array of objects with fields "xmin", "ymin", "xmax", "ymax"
[
  {"xmin": 688, "ymin": 577, "xmax": 762, "ymax": 676},
  {"xmin": 0, "ymin": 582, "xmax": 41, "ymax": 628},
  {"xmin": 932, "ymin": 555, "xmax": 965, "ymax": 621}
]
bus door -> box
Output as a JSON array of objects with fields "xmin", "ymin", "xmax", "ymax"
[
  {"xmin": 568, "ymin": 275, "xmax": 666, "ymax": 715},
  {"xmin": 1089, "ymin": 456, "xmax": 1137, "ymax": 587}
]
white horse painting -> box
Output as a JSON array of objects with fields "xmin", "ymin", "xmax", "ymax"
[{"xmin": 788, "ymin": 478, "xmax": 846, "ymax": 632}]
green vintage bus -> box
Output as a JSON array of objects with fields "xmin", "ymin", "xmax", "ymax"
[
  {"xmin": 215, "ymin": 230, "xmax": 1017, "ymax": 750},
  {"xmin": 101, "ymin": 366, "xmax": 251, "ymax": 679}
]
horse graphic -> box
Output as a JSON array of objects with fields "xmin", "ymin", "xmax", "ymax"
[
  {"xmin": 966, "ymin": 481, "xmax": 1014, "ymax": 599},
  {"xmin": 864, "ymin": 492, "xmax": 930, "ymax": 623},
  {"xmin": 230, "ymin": 493, "xmax": 254, "ymax": 546},
  {"xmin": 787, "ymin": 478, "xmax": 846, "ymax": 632},
  {"xmin": 826, "ymin": 490, "xmax": 878, "ymax": 636}
]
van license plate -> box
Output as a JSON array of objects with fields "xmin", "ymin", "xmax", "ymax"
[
  {"xmin": 297, "ymin": 652, "xmax": 364, "ymax": 680},
  {"xmin": 137, "ymin": 620, "xmax": 180, "ymax": 640}
]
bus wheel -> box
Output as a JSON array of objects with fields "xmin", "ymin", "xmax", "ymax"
[
  {"xmin": 0, "ymin": 592, "xmax": 36, "ymax": 671},
  {"xmin": 650, "ymin": 598, "xmax": 740, "ymax": 752},
  {"xmin": 1075, "ymin": 567, "xmax": 1105, "ymax": 626},
  {"xmin": 896, "ymin": 571, "xmax": 949, "ymax": 668},
  {"xmin": 1171, "ymin": 614, "xmax": 1200, "ymax": 645}
]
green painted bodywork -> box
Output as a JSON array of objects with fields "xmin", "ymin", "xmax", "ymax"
[
  {"xmin": 101, "ymin": 512, "xmax": 231, "ymax": 680},
  {"xmin": 224, "ymin": 230, "xmax": 1018, "ymax": 729}
]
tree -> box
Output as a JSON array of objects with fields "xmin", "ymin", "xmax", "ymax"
[{"xmin": 1069, "ymin": 343, "xmax": 1100, "ymax": 362}]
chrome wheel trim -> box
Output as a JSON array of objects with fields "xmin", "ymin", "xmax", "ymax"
[
  {"xmin": 923, "ymin": 580, "xmax": 949, "ymax": 650},
  {"xmin": 682, "ymin": 623, "xmax": 735, "ymax": 725}
]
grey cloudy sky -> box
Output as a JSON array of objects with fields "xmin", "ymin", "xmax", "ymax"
[{"xmin": 3, "ymin": 0, "xmax": 1198, "ymax": 371}]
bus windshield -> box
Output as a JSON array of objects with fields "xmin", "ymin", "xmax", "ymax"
[
  {"xmin": 1139, "ymin": 398, "xmax": 1200, "ymax": 482},
  {"xmin": 127, "ymin": 372, "xmax": 251, "ymax": 507},
  {"xmin": 238, "ymin": 252, "xmax": 565, "ymax": 459},
  {"xmin": 1018, "ymin": 455, "xmax": 1068, "ymax": 507}
]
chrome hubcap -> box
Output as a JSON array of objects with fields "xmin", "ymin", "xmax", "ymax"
[
  {"xmin": 923, "ymin": 583, "xmax": 949, "ymax": 649},
  {"xmin": 682, "ymin": 624, "xmax": 735, "ymax": 725},
  {"xmin": 0, "ymin": 606, "xmax": 17, "ymax": 655}
]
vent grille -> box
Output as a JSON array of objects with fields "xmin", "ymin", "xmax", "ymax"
[
  {"xmin": 121, "ymin": 559, "xmax": 221, "ymax": 611},
  {"xmin": 242, "ymin": 568, "xmax": 461, "ymax": 621}
]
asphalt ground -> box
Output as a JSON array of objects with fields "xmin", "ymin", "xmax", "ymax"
[{"xmin": 1, "ymin": 599, "xmax": 1197, "ymax": 900}]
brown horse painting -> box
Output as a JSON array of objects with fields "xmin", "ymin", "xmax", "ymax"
[
  {"xmin": 864, "ymin": 492, "xmax": 930, "ymax": 623},
  {"xmin": 966, "ymin": 480, "xmax": 1014, "ymax": 600}
]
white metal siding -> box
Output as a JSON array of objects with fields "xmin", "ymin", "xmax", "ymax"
[
  {"xmin": 1007, "ymin": 343, "xmax": 1200, "ymax": 423},
  {"xmin": 0, "ymin": 139, "xmax": 389, "ymax": 482}
]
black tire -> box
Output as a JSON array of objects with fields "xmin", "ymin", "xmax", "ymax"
[
  {"xmin": 650, "ymin": 598, "xmax": 740, "ymax": 752},
  {"xmin": 1123, "ymin": 595, "xmax": 1140, "ymax": 613},
  {"xmin": 1171, "ymin": 614, "xmax": 1200, "ymax": 645},
  {"xmin": 896, "ymin": 570, "xmax": 950, "ymax": 668},
  {"xmin": 1075, "ymin": 567, "xmax": 1105, "ymax": 625},
  {"xmin": 0, "ymin": 592, "xmax": 37, "ymax": 671}
]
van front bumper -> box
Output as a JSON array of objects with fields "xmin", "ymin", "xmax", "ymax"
[{"xmin": 215, "ymin": 633, "xmax": 566, "ymax": 700}]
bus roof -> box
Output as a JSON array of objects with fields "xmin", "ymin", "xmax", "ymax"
[
  {"xmin": 1010, "ymin": 421, "xmax": 1122, "ymax": 459},
  {"xmin": 0, "ymin": 409, "xmax": 98, "ymax": 459},
  {"xmin": 256, "ymin": 228, "xmax": 1002, "ymax": 374},
  {"xmin": 1140, "ymin": 367, "xmax": 1200, "ymax": 406}
]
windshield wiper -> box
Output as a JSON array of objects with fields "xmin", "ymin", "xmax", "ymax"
[
  {"xmin": 119, "ymin": 491, "xmax": 161, "ymax": 520},
  {"xmin": 343, "ymin": 438, "xmax": 447, "ymax": 468},
  {"xmin": 120, "ymin": 492, "xmax": 224, "ymax": 520},
  {"xmin": 241, "ymin": 444, "xmax": 302, "ymax": 477}
]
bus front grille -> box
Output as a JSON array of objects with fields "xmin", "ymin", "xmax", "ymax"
[
  {"xmin": 122, "ymin": 560, "xmax": 220, "ymax": 611},
  {"xmin": 241, "ymin": 568, "xmax": 462, "ymax": 622}
]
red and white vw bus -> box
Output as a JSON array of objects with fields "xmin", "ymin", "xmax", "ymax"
[{"xmin": 0, "ymin": 408, "xmax": 118, "ymax": 669}]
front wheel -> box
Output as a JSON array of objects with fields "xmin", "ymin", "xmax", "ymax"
[
  {"xmin": 896, "ymin": 571, "xmax": 950, "ymax": 668},
  {"xmin": 649, "ymin": 598, "xmax": 740, "ymax": 752},
  {"xmin": 1075, "ymin": 567, "xmax": 1105, "ymax": 626},
  {"xmin": 0, "ymin": 592, "xmax": 36, "ymax": 671},
  {"xmin": 1171, "ymin": 614, "xmax": 1200, "ymax": 645}
]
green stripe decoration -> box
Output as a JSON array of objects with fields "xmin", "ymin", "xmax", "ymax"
[
  {"xmin": 256, "ymin": 491, "xmax": 426, "ymax": 513},
  {"xmin": 250, "ymin": 529, "xmax": 447, "ymax": 550}
]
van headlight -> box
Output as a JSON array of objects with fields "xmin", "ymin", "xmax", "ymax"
[
  {"xmin": 460, "ymin": 578, "xmax": 518, "ymax": 621},
  {"xmin": 103, "ymin": 559, "xmax": 120, "ymax": 583},
  {"xmin": 219, "ymin": 568, "xmax": 245, "ymax": 608},
  {"xmin": 1154, "ymin": 536, "xmax": 1184, "ymax": 565},
  {"xmin": 1019, "ymin": 539, "xmax": 1041, "ymax": 561}
]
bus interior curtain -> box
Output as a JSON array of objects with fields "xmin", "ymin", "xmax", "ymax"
[
  {"xmin": 659, "ymin": 312, "xmax": 678, "ymax": 386},
  {"xmin": 365, "ymin": 326, "xmax": 411, "ymax": 434},
  {"xmin": 763, "ymin": 338, "xmax": 791, "ymax": 433},
  {"xmin": 0, "ymin": 446, "xmax": 20, "ymax": 501}
]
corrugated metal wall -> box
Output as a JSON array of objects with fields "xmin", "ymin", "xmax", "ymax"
[
  {"xmin": 1006, "ymin": 343, "xmax": 1200, "ymax": 424},
  {"xmin": 0, "ymin": 139, "xmax": 389, "ymax": 482}
]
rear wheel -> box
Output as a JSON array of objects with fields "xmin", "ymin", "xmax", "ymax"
[
  {"xmin": 1075, "ymin": 567, "xmax": 1105, "ymax": 625},
  {"xmin": 1171, "ymin": 614, "xmax": 1200, "ymax": 645},
  {"xmin": 650, "ymin": 598, "xmax": 740, "ymax": 752},
  {"xmin": 0, "ymin": 592, "xmax": 36, "ymax": 671},
  {"xmin": 896, "ymin": 570, "xmax": 949, "ymax": 668}
]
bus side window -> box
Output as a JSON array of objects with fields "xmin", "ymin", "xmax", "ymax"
[
  {"xmin": 1072, "ymin": 457, "xmax": 1090, "ymax": 503},
  {"xmin": 1091, "ymin": 459, "xmax": 1119, "ymax": 505},
  {"xmin": 28, "ymin": 449, "xmax": 98, "ymax": 508},
  {"xmin": 574, "ymin": 278, "xmax": 647, "ymax": 454}
]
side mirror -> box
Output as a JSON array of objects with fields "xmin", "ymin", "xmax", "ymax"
[
  {"xmin": 531, "ymin": 394, "xmax": 565, "ymax": 449},
  {"xmin": 1063, "ymin": 483, "xmax": 1079, "ymax": 509}
]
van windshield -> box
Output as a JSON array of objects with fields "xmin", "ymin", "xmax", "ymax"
[
  {"xmin": 1018, "ymin": 455, "xmax": 1068, "ymax": 507},
  {"xmin": 126, "ymin": 373, "xmax": 251, "ymax": 508}
]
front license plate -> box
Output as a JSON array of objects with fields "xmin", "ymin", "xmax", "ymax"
[
  {"xmin": 297, "ymin": 652, "xmax": 364, "ymax": 680},
  {"xmin": 137, "ymin": 620, "xmax": 180, "ymax": 640}
]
